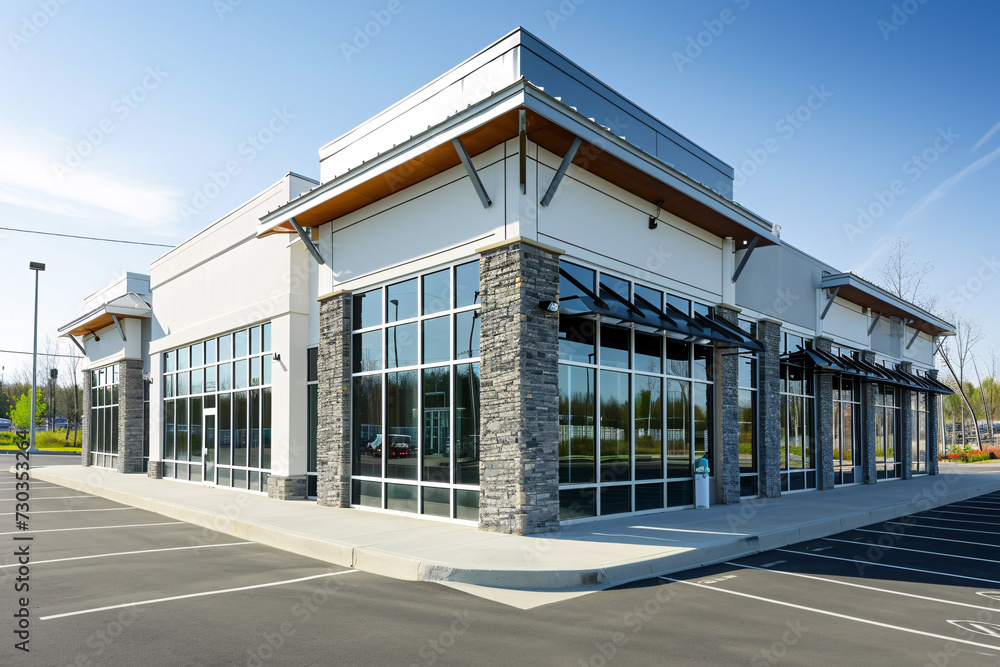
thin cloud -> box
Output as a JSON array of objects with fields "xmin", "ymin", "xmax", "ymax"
[
  {"xmin": 850, "ymin": 236, "xmax": 890, "ymax": 276},
  {"xmin": 899, "ymin": 143, "xmax": 1000, "ymax": 224},
  {"xmin": 971, "ymin": 120, "xmax": 1000, "ymax": 153},
  {"xmin": 0, "ymin": 125, "xmax": 180, "ymax": 224}
]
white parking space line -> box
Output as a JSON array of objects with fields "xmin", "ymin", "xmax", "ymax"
[
  {"xmin": 856, "ymin": 528, "xmax": 1000, "ymax": 550},
  {"xmin": 0, "ymin": 495, "xmax": 93, "ymax": 500},
  {"xmin": 41, "ymin": 570, "xmax": 359, "ymax": 620},
  {"xmin": 0, "ymin": 507, "xmax": 134, "ymax": 516},
  {"xmin": 910, "ymin": 515, "xmax": 1000, "ymax": 528},
  {"xmin": 823, "ymin": 537, "xmax": 1000, "ymax": 565},
  {"xmin": 658, "ymin": 576, "xmax": 1000, "ymax": 653},
  {"xmin": 947, "ymin": 503, "xmax": 1000, "ymax": 510},
  {"xmin": 776, "ymin": 549, "xmax": 1000, "ymax": 586},
  {"xmin": 725, "ymin": 561, "xmax": 1000, "ymax": 613},
  {"xmin": 0, "ymin": 542, "xmax": 252, "ymax": 569},
  {"xmin": 886, "ymin": 521, "xmax": 1000, "ymax": 537},
  {"xmin": 925, "ymin": 509, "xmax": 1000, "ymax": 519},
  {"xmin": 0, "ymin": 522, "xmax": 183, "ymax": 536}
]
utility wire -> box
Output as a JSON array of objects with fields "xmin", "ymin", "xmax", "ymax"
[
  {"xmin": 0, "ymin": 349, "xmax": 82, "ymax": 359},
  {"xmin": 0, "ymin": 226, "xmax": 175, "ymax": 248}
]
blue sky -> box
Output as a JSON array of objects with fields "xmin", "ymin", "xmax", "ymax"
[{"xmin": 1, "ymin": 0, "xmax": 998, "ymax": 384}]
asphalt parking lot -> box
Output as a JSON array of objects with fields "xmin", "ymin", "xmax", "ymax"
[{"xmin": 2, "ymin": 456, "xmax": 1000, "ymax": 666}]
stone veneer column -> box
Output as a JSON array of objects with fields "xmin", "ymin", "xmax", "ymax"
[
  {"xmin": 116, "ymin": 359, "xmax": 145, "ymax": 474},
  {"xmin": 860, "ymin": 350, "xmax": 878, "ymax": 484},
  {"xmin": 715, "ymin": 305, "xmax": 741, "ymax": 504},
  {"xmin": 928, "ymin": 369, "xmax": 941, "ymax": 475},
  {"xmin": 316, "ymin": 291, "xmax": 352, "ymax": 508},
  {"xmin": 266, "ymin": 476, "xmax": 307, "ymax": 500},
  {"xmin": 81, "ymin": 369, "xmax": 93, "ymax": 467},
  {"xmin": 813, "ymin": 338, "xmax": 835, "ymax": 491},
  {"xmin": 757, "ymin": 319, "xmax": 782, "ymax": 498},
  {"xmin": 899, "ymin": 361, "xmax": 914, "ymax": 480},
  {"xmin": 477, "ymin": 239, "xmax": 561, "ymax": 534}
]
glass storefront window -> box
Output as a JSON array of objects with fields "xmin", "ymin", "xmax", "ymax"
[
  {"xmin": 161, "ymin": 323, "xmax": 273, "ymax": 491},
  {"xmin": 557, "ymin": 261, "xmax": 717, "ymax": 518},
  {"xmin": 351, "ymin": 261, "xmax": 481, "ymax": 521}
]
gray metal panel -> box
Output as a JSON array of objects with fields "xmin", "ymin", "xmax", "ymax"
[
  {"xmin": 734, "ymin": 244, "xmax": 818, "ymax": 329},
  {"xmin": 518, "ymin": 45, "xmax": 734, "ymax": 198}
]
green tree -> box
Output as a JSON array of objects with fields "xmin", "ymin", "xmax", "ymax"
[{"xmin": 11, "ymin": 391, "xmax": 46, "ymax": 430}]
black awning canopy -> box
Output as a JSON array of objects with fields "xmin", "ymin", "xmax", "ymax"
[
  {"xmin": 781, "ymin": 346, "xmax": 952, "ymax": 394},
  {"xmin": 558, "ymin": 268, "xmax": 763, "ymax": 352}
]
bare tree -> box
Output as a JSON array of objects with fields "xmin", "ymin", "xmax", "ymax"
[
  {"xmin": 877, "ymin": 237, "xmax": 939, "ymax": 312},
  {"xmin": 940, "ymin": 315, "xmax": 984, "ymax": 450}
]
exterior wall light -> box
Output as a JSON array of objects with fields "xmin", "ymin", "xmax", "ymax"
[
  {"xmin": 539, "ymin": 300, "xmax": 559, "ymax": 312},
  {"xmin": 648, "ymin": 200, "xmax": 664, "ymax": 230}
]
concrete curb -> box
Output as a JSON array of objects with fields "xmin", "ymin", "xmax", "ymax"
[
  {"xmin": 410, "ymin": 476, "xmax": 1000, "ymax": 589},
  {"xmin": 27, "ymin": 467, "xmax": 1000, "ymax": 590}
]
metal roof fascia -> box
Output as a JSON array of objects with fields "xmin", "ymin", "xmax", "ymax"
[
  {"xmin": 521, "ymin": 87, "xmax": 778, "ymax": 243},
  {"xmin": 257, "ymin": 84, "xmax": 528, "ymax": 235},
  {"xmin": 820, "ymin": 273, "xmax": 954, "ymax": 334}
]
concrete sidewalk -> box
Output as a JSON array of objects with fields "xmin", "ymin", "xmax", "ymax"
[{"xmin": 28, "ymin": 462, "xmax": 1000, "ymax": 591}]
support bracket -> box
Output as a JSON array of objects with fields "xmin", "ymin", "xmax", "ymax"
[
  {"xmin": 67, "ymin": 335, "xmax": 86, "ymax": 355},
  {"xmin": 867, "ymin": 311, "xmax": 883, "ymax": 336},
  {"xmin": 111, "ymin": 314, "xmax": 126, "ymax": 342},
  {"xmin": 820, "ymin": 285, "xmax": 841, "ymax": 320},
  {"xmin": 289, "ymin": 217, "xmax": 326, "ymax": 266},
  {"xmin": 453, "ymin": 138, "xmax": 492, "ymax": 208},
  {"xmin": 541, "ymin": 136, "xmax": 582, "ymax": 207},
  {"xmin": 731, "ymin": 235, "xmax": 760, "ymax": 283},
  {"xmin": 906, "ymin": 322, "xmax": 921, "ymax": 350}
]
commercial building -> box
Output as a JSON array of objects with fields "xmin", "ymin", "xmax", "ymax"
[{"xmin": 60, "ymin": 28, "xmax": 953, "ymax": 535}]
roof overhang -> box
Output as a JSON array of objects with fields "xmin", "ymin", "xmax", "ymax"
[
  {"xmin": 820, "ymin": 273, "xmax": 953, "ymax": 337},
  {"xmin": 58, "ymin": 293, "xmax": 152, "ymax": 339},
  {"xmin": 258, "ymin": 80, "xmax": 778, "ymax": 247}
]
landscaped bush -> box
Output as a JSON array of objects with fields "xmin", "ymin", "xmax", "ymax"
[
  {"xmin": 34, "ymin": 429, "xmax": 81, "ymax": 448},
  {"xmin": 942, "ymin": 444, "xmax": 1000, "ymax": 463}
]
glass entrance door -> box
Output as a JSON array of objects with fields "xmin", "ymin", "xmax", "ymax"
[{"xmin": 203, "ymin": 410, "xmax": 217, "ymax": 484}]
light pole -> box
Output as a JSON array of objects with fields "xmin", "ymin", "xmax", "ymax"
[
  {"xmin": 50, "ymin": 367, "xmax": 58, "ymax": 432},
  {"xmin": 29, "ymin": 262, "xmax": 45, "ymax": 450}
]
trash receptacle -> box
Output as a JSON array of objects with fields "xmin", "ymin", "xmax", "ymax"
[{"xmin": 694, "ymin": 457, "xmax": 710, "ymax": 508}]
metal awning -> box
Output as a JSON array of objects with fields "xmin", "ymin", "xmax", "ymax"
[
  {"xmin": 558, "ymin": 268, "xmax": 763, "ymax": 352},
  {"xmin": 782, "ymin": 347, "xmax": 952, "ymax": 394}
]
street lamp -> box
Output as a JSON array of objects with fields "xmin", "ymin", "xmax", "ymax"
[
  {"xmin": 50, "ymin": 368, "xmax": 58, "ymax": 432},
  {"xmin": 29, "ymin": 262, "xmax": 45, "ymax": 451}
]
